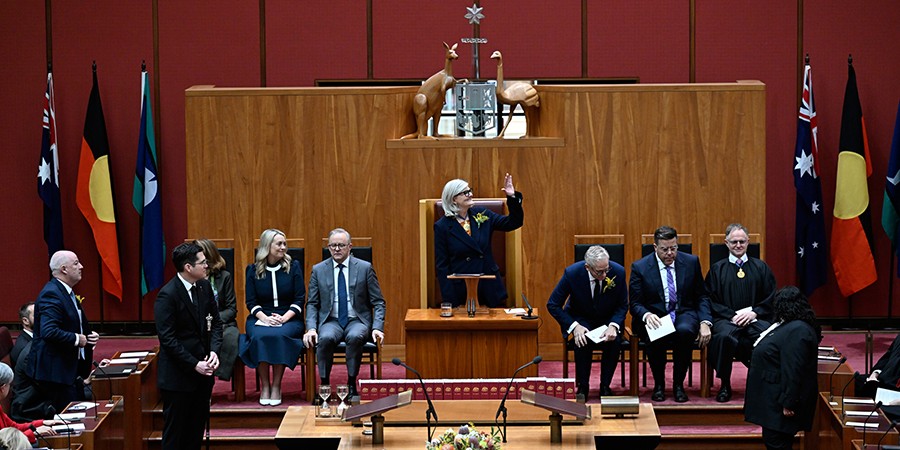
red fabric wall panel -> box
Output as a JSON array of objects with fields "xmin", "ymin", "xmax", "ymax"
[
  {"xmin": 694, "ymin": 2, "xmax": 799, "ymax": 308},
  {"xmin": 586, "ymin": 0, "xmax": 690, "ymax": 82},
  {"xmin": 44, "ymin": 2, "xmax": 152, "ymax": 321},
  {"xmin": 0, "ymin": 2, "xmax": 49, "ymax": 311},
  {"xmin": 805, "ymin": 0, "xmax": 900, "ymax": 317},
  {"xmin": 266, "ymin": 0, "xmax": 367, "ymax": 86}
]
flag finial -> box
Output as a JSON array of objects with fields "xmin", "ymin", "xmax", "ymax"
[
  {"xmin": 141, "ymin": 60, "xmax": 146, "ymax": 72},
  {"xmin": 805, "ymin": 53, "xmax": 810, "ymax": 65},
  {"xmin": 92, "ymin": 60, "xmax": 97, "ymax": 73},
  {"xmin": 848, "ymin": 54, "xmax": 853, "ymax": 66}
]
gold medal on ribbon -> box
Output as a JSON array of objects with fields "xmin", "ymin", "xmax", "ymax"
[{"xmin": 737, "ymin": 268, "xmax": 745, "ymax": 279}]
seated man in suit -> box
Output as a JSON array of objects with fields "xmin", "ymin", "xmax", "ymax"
[
  {"xmin": 304, "ymin": 228, "xmax": 386, "ymax": 398},
  {"xmin": 630, "ymin": 226, "xmax": 712, "ymax": 403},
  {"xmin": 705, "ymin": 223, "xmax": 775, "ymax": 402},
  {"xmin": 10, "ymin": 303, "xmax": 34, "ymax": 368},
  {"xmin": 547, "ymin": 245, "xmax": 627, "ymax": 401},
  {"xmin": 855, "ymin": 333, "xmax": 900, "ymax": 422}
]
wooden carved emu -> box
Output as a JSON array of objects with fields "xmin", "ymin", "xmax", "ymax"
[
  {"xmin": 490, "ymin": 50, "xmax": 540, "ymax": 138},
  {"xmin": 401, "ymin": 42, "xmax": 461, "ymax": 139}
]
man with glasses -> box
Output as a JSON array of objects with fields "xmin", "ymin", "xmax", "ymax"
[
  {"xmin": 630, "ymin": 226, "xmax": 712, "ymax": 403},
  {"xmin": 27, "ymin": 250, "xmax": 99, "ymax": 413},
  {"xmin": 547, "ymin": 246, "xmax": 627, "ymax": 401},
  {"xmin": 705, "ymin": 223, "xmax": 774, "ymax": 402},
  {"xmin": 304, "ymin": 228, "xmax": 386, "ymax": 399},
  {"xmin": 154, "ymin": 242, "xmax": 222, "ymax": 450}
]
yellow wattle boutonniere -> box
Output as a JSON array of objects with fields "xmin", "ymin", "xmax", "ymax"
[
  {"xmin": 602, "ymin": 276, "xmax": 616, "ymax": 293},
  {"xmin": 76, "ymin": 294, "xmax": 85, "ymax": 304},
  {"xmin": 473, "ymin": 212, "xmax": 489, "ymax": 228}
]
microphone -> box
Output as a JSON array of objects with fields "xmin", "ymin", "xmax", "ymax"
[
  {"xmin": 839, "ymin": 371, "xmax": 860, "ymax": 417},
  {"xmin": 392, "ymin": 358, "xmax": 438, "ymax": 441},
  {"xmin": 861, "ymin": 401, "xmax": 884, "ymax": 447},
  {"xmin": 827, "ymin": 356, "xmax": 847, "ymax": 401},
  {"xmin": 49, "ymin": 413, "xmax": 73, "ymax": 450},
  {"xmin": 875, "ymin": 419, "xmax": 900, "ymax": 449},
  {"xmin": 519, "ymin": 294, "xmax": 538, "ymax": 320},
  {"xmin": 495, "ymin": 356, "xmax": 542, "ymax": 443},
  {"xmin": 91, "ymin": 360, "xmax": 114, "ymax": 419}
]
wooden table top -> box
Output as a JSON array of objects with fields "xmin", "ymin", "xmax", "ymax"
[{"xmin": 405, "ymin": 308, "xmax": 540, "ymax": 331}]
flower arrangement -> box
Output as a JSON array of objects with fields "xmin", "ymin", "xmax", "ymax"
[
  {"xmin": 426, "ymin": 423, "xmax": 501, "ymax": 450},
  {"xmin": 602, "ymin": 275, "xmax": 616, "ymax": 293},
  {"xmin": 76, "ymin": 294, "xmax": 85, "ymax": 304},
  {"xmin": 473, "ymin": 212, "xmax": 489, "ymax": 228}
]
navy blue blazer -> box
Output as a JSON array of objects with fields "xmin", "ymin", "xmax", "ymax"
[
  {"xmin": 547, "ymin": 261, "xmax": 628, "ymax": 339},
  {"xmin": 434, "ymin": 192, "xmax": 524, "ymax": 307},
  {"xmin": 27, "ymin": 278, "xmax": 93, "ymax": 385},
  {"xmin": 629, "ymin": 251, "xmax": 711, "ymax": 324}
]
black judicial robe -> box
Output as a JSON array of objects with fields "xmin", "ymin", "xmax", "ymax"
[{"xmin": 705, "ymin": 257, "xmax": 776, "ymax": 324}]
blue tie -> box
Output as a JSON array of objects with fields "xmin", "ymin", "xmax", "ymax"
[
  {"xmin": 665, "ymin": 266, "xmax": 677, "ymax": 322},
  {"xmin": 338, "ymin": 264, "xmax": 348, "ymax": 328}
]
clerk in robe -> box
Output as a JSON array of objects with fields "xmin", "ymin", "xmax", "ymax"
[{"xmin": 705, "ymin": 223, "xmax": 775, "ymax": 402}]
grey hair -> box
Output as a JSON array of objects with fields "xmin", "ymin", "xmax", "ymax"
[
  {"xmin": 441, "ymin": 179, "xmax": 469, "ymax": 217},
  {"xmin": 725, "ymin": 223, "xmax": 749, "ymax": 238},
  {"xmin": 254, "ymin": 228, "xmax": 292, "ymax": 279},
  {"xmin": 49, "ymin": 250, "xmax": 74, "ymax": 276},
  {"xmin": 0, "ymin": 428, "xmax": 30, "ymax": 450},
  {"xmin": 584, "ymin": 245, "xmax": 610, "ymax": 266},
  {"xmin": 328, "ymin": 228, "xmax": 352, "ymax": 243},
  {"xmin": 0, "ymin": 362, "xmax": 12, "ymax": 385}
]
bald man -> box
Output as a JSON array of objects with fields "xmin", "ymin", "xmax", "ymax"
[{"xmin": 27, "ymin": 250, "xmax": 99, "ymax": 413}]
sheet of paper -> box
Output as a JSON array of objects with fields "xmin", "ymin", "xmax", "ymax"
[
  {"xmin": 735, "ymin": 306, "xmax": 758, "ymax": 323},
  {"xmin": 108, "ymin": 358, "xmax": 140, "ymax": 365},
  {"xmin": 646, "ymin": 314, "xmax": 676, "ymax": 342},
  {"xmin": 844, "ymin": 410, "xmax": 879, "ymax": 417},
  {"xmin": 52, "ymin": 423, "xmax": 86, "ymax": 433},
  {"xmin": 586, "ymin": 325, "xmax": 609, "ymax": 344},
  {"xmin": 118, "ymin": 351, "xmax": 150, "ymax": 358},
  {"xmin": 844, "ymin": 398, "xmax": 876, "ymax": 405},
  {"xmin": 504, "ymin": 308, "xmax": 526, "ymax": 314},
  {"xmin": 876, "ymin": 387, "xmax": 900, "ymax": 406},
  {"xmin": 818, "ymin": 355, "xmax": 842, "ymax": 361},
  {"xmin": 818, "ymin": 346, "xmax": 836, "ymax": 352},
  {"xmin": 845, "ymin": 421, "xmax": 879, "ymax": 428},
  {"xmin": 254, "ymin": 319, "xmax": 282, "ymax": 327},
  {"xmin": 55, "ymin": 412, "xmax": 85, "ymax": 421}
]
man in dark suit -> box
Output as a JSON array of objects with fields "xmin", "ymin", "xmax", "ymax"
[
  {"xmin": 705, "ymin": 223, "xmax": 775, "ymax": 402},
  {"xmin": 855, "ymin": 333, "xmax": 900, "ymax": 422},
  {"xmin": 630, "ymin": 226, "xmax": 712, "ymax": 403},
  {"xmin": 304, "ymin": 228, "xmax": 386, "ymax": 398},
  {"xmin": 154, "ymin": 243, "xmax": 223, "ymax": 450},
  {"xmin": 547, "ymin": 245, "xmax": 627, "ymax": 400},
  {"xmin": 27, "ymin": 250, "xmax": 99, "ymax": 413},
  {"xmin": 10, "ymin": 302, "xmax": 34, "ymax": 367}
]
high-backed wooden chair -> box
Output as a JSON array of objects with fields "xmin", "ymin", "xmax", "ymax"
[
  {"xmin": 561, "ymin": 235, "xmax": 634, "ymax": 393},
  {"xmin": 633, "ymin": 234, "xmax": 710, "ymax": 397},
  {"xmin": 306, "ymin": 237, "xmax": 382, "ymax": 402},
  {"xmin": 418, "ymin": 199, "xmax": 523, "ymax": 309},
  {"xmin": 704, "ymin": 233, "xmax": 763, "ymax": 394}
]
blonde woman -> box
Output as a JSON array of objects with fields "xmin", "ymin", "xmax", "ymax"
[{"xmin": 238, "ymin": 229, "xmax": 305, "ymax": 406}]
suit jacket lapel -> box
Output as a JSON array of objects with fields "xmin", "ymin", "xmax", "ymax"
[
  {"xmin": 444, "ymin": 217, "xmax": 482, "ymax": 253},
  {"xmin": 54, "ymin": 279, "xmax": 81, "ymax": 324},
  {"xmin": 323, "ymin": 258, "xmax": 335, "ymax": 316},
  {"xmin": 646, "ymin": 256, "xmax": 665, "ymax": 302},
  {"xmin": 674, "ymin": 253, "xmax": 687, "ymax": 295}
]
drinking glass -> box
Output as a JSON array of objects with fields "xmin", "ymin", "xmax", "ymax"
[{"xmin": 318, "ymin": 384, "xmax": 332, "ymax": 417}]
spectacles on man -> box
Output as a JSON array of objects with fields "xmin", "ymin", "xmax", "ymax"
[
  {"xmin": 656, "ymin": 245, "xmax": 678, "ymax": 254},
  {"xmin": 587, "ymin": 264, "xmax": 610, "ymax": 276},
  {"xmin": 328, "ymin": 243, "xmax": 349, "ymax": 250},
  {"xmin": 192, "ymin": 259, "xmax": 209, "ymax": 267},
  {"xmin": 726, "ymin": 239, "xmax": 748, "ymax": 245},
  {"xmin": 456, "ymin": 188, "xmax": 473, "ymax": 197}
]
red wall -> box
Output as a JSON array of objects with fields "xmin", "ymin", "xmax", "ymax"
[{"xmin": 1, "ymin": 1, "xmax": 899, "ymax": 323}]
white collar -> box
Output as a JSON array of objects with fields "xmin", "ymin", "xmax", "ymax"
[{"xmin": 729, "ymin": 254, "xmax": 749, "ymax": 264}]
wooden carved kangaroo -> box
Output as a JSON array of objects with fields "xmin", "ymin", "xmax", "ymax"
[{"xmin": 401, "ymin": 42, "xmax": 462, "ymax": 139}]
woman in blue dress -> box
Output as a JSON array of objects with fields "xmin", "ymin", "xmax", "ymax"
[{"xmin": 238, "ymin": 229, "xmax": 305, "ymax": 406}]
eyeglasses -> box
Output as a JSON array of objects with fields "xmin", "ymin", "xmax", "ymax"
[
  {"xmin": 192, "ymin": 259, "xmax": 209, "ymax": 267},
  {"xmin": 328, "ymin": 243, "xmax": 349, "ymax": 250},
  {"xmin": 587, "ymin": 265, "xmax": 610, "ymax": 276},
  {"xmin": 656, "ymin": 245, "xmax": 678, "ymax": 254},
  {"xmin": 727, "ymin": 239, "xmax": 748, "ymax": 245},
  {"xmin": 456, "ymin": 188, "xmax": 473, "ymax": 197}
]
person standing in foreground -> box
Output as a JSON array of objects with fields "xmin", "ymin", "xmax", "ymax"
[
  {"xmin": 745, "ymin": 286, "xmax": 820, "ymax": 450},
  {"xmin": 155, "ymin": 243, "xmax": 223, "ymax": 450},
  {"xmin": 27, "ymin": 250, "xmax": 99, "ymax": 413}
]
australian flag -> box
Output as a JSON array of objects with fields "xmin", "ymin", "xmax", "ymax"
[
  {"xmin": 37, "ymin": 72, "xmax": 64, "ymax": 256},
  {"xmin": 794, "ymin": 63, "xmax": 828, "ymax": 295}
]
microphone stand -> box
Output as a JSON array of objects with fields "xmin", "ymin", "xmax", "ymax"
[
  {"xmin": 90, "ymin": 360, "xmax": 112, "ymax": 420},
  {"xmin": 875, "ymin": 419, "xmax": 900, "ymax": 449},
  {"xmin": 828, "ymin": 356, "xmax": 847, "ymax": 402},
  {"xmin": 392, "ymin": 358, "xmax": 437, "ymax": 441},
  {"xmin": 839, "ymin": 371, "xmax": 860, "ymax": 419},
  {"xmin": 518, "ymin": 294, "xmax": 538, "ymax": 320},
  {"xmin": 495, "ymin": 356, "xmax": 542, "ymax": 443},
  {"xmin": 862, "ymin": 401, "xmax": 884, "ymax": 447}
]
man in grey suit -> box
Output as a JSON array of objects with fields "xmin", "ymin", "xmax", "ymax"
[{"xmin": 303, "ymin": 228, "xmax": 386, "ymax": 398}]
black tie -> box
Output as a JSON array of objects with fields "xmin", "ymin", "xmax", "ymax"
[
  {"xmin": 338, "ymin": 264, "xmax": 349, "ymax": 328},
  {"xmin": 190, "ymin": 285, "xmax": 201, "ymax": 316},
  {"xmin": 592, "ymin": 279, "xmax": 601, "ymax": 302}
]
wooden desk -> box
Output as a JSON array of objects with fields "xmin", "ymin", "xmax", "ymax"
[
  {"xmin": 405, "ymin": 308, "xmax": 539, "ymax": 379},
  {"xmin": 275, "ymin": 399, "xmax": 660, "ymax": 449},
  {"xmin": 43, "ymin": 396, "xmax": 124, "ymax": 450},
  {"xmin": 91, "ymin": 348, "xmax": 159, "ymax": 450},
  {"xmin": 805, "ymin": 393, "xmax": 899, "ymax": 450}
]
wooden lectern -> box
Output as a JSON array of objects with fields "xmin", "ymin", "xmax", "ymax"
[{"xmin": 447, "ymin": 274, "xmax": 496, "ymax": 316}]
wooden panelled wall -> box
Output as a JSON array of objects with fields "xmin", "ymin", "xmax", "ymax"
[{"xmin": 185, "ymin": 82, "xmax": 765, "ymax": 354}]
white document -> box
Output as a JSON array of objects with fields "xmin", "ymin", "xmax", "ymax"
[
  {"xmin": 818, "ymin": 355, "xmax": 842, "ymax": 361},
  {"xmin": 255, "ymin": 319, "xmax": 282, "ymax": 327},
  {"xmin": 108, "ymin": 358, "xmax": 140, "ymax": 365},
  {"xmin": 844, "ymin": 398, "xmax": 876, "ymax": 405},
  {"xmin": 735, "ymin": 306, "xmax": 759, "ymax": 323},
  {"xmin": 876, "ymin": 387, "xmax": 900, "ymax": 406},
  {"xmin": 55, "ymin": 412, "xmax": 85, "ymax": 421},
  {"xmin": 118, "ymin": 351, "xmax": 150, "ymax": 358},
  {"xmin": 52, "ymin": 423, "xmax": 86, "ymax": 433},
  {"xmin": 845, "ymin": 421, "xmax": 879, "ymax": 428},
  {"xmin": 844, "ymin": 410, "xmax": 880, "ymax": 417},
  {"xmin": 646, "ymin": 314, "xmax": 676, "ymax": 342},
  {"xmin": 586, "ymin": 325, "xmax": 609, "ymax": 344},
  {"xmin": 818, "ymin": 346, "xmax": 836, "ymax": 352},
  {"xmin": 504, "ymin": 308, "xmax": 527, "ymax": 314}
]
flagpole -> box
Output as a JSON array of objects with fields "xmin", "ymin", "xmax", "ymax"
[
  {"xmin": 137, "ymin": 60, "xmax": 146, "ymax": 332},
  {"xmin": 890, "ymin": 244, "xmax": 895, "ymax": 319}
]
